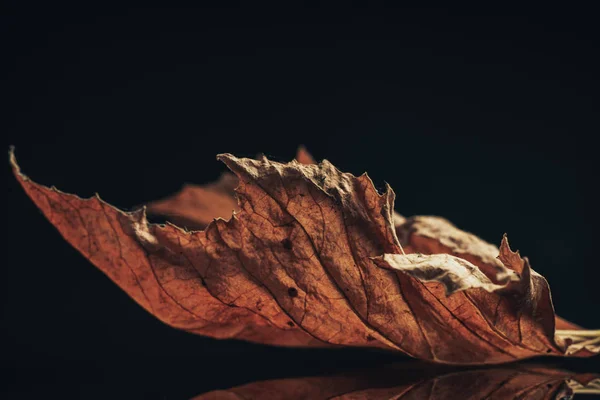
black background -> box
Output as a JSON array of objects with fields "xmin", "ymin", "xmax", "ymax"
[{"xmin": 3, "ymin": 3, "xmax": 599, "ymax": 399}]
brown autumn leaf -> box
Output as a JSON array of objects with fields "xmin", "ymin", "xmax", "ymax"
[
  {"xmin": 393, "ymin": 216, "xmax": 591, "ymax": 338},
  {"xmin": 145, "ymin": 146, "xmax": 407, "ymax": 234},
  {"xmin": 10, "ymin": 148, "xmax": 599, "ymax": 364},
  {"xmin": 192, "ymin": 364, "xmax": 600, "ymax": 400},
  {"xmin": 145, "ymin": 170, "xmax": 239, "ymax": 230},
  {"xmin": 145, "ymin": 147, "xmax": 315, "ymax": 230}
]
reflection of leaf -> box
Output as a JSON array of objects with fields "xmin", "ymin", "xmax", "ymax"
[
  {"xmin": 192, "ymin": 364, "xmax": 599, "ymax": 400},
  {"xmin": 10, "ymin": 148, "xmax": 599, "ymax": 364}
]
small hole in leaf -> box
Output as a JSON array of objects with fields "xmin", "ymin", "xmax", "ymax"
[
  {"xmin": 287, "ymin": 321, "xmax": 295, "ymax": 327},
  {"xmin": 546, "ymin": 348, "xmax": 552, "ymax": 353},
  {"xmin": 281, "ymin": 238, "xmax": 293, "ymax": 250},
  {"xmin": 288, "ymin": 287, "xmax": 298, "ymax": 297},
  {"xmin": 366, "ymin": 335, "xmax": 375, "ymax": 341}
]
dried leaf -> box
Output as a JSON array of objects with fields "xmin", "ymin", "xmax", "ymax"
[
  {"xmin": 145, "ymin": 147, "xmax": 315, "ymax": 230},
  {"xmin": 193, "ymin": 364, "xmax": 600, "ymax": 400},
  {"xmin": 394, "ymin": 215, "xmax": 599, "ymax": 357},
  {"xmin": 10, "ymin": 148, "xmax": 599, "ymax": 364},
  {"xmin": 294, "ymin": 145, "xmax": 316, "ymax": 165},
  {"xmin": 395, "ymin": 216, "xmax": 518, "ymax": 284},
  {"xmin": 145, "ymin": 172, "xmax": 239, "ymax": 230}
]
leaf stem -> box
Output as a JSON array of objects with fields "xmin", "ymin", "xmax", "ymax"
[
  {"xmin": 555, "ymin": 330, "xmax": 600, "ymax": 337},
  {"xmin": 567, "ymin": 378, "xmax": 600, "ymax": 395},
  {"xmin": 556, "ymin": 329, "xmax": 600, "ymax": 355}
]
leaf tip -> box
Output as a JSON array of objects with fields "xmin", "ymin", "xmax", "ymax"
[
  {"xmin": 132, "ymin": 205, "xmax": 148, "ymax": 221},
  {"xmin": 369, "ymin": 254, "xmax": 390, "ymax": 269},
  {"xmin": 295, "ymin": 145, "xmax": 315, "ymax": 165},
  {"xmin": 215, "ymin": 152, "xmax": 235, "ymax": 162},
  {"xmin": 216, "ymin": 153, "xmax": 245, "ymax": 172},
  {"xmin": 8, "ymin": 144, "xmax": 16, "ymax": 161},
  {"xmin": 499, "ymin": 233, "xmax": 511, "ymax": 252},
  {"xmin": 500, "ymin": 234, "xmax": 522, "ymax": 256},
  {"xmin": 9, "ymin": 145, "xmax": 24, "ymax": 178}
]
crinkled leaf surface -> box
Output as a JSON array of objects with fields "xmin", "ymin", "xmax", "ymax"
[
  {"xmin": 394, "ymin": 216, "xmax": 598, "ymax": 353},
  {"xmin": 10, "ymin": 149, "xmax": 598, "ymax": 364},
  {"xmin": 146, "ymin": 147, "xmax": 315, "ymax": 230},
  {"xmin": 193, "ymin": 364, "xmax": 599, "ymax": 400}
]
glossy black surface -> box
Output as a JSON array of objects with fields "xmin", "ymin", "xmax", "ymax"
[{"xmin": 3, "ymin": 350, "xmax": 600, "ymax": 399}]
